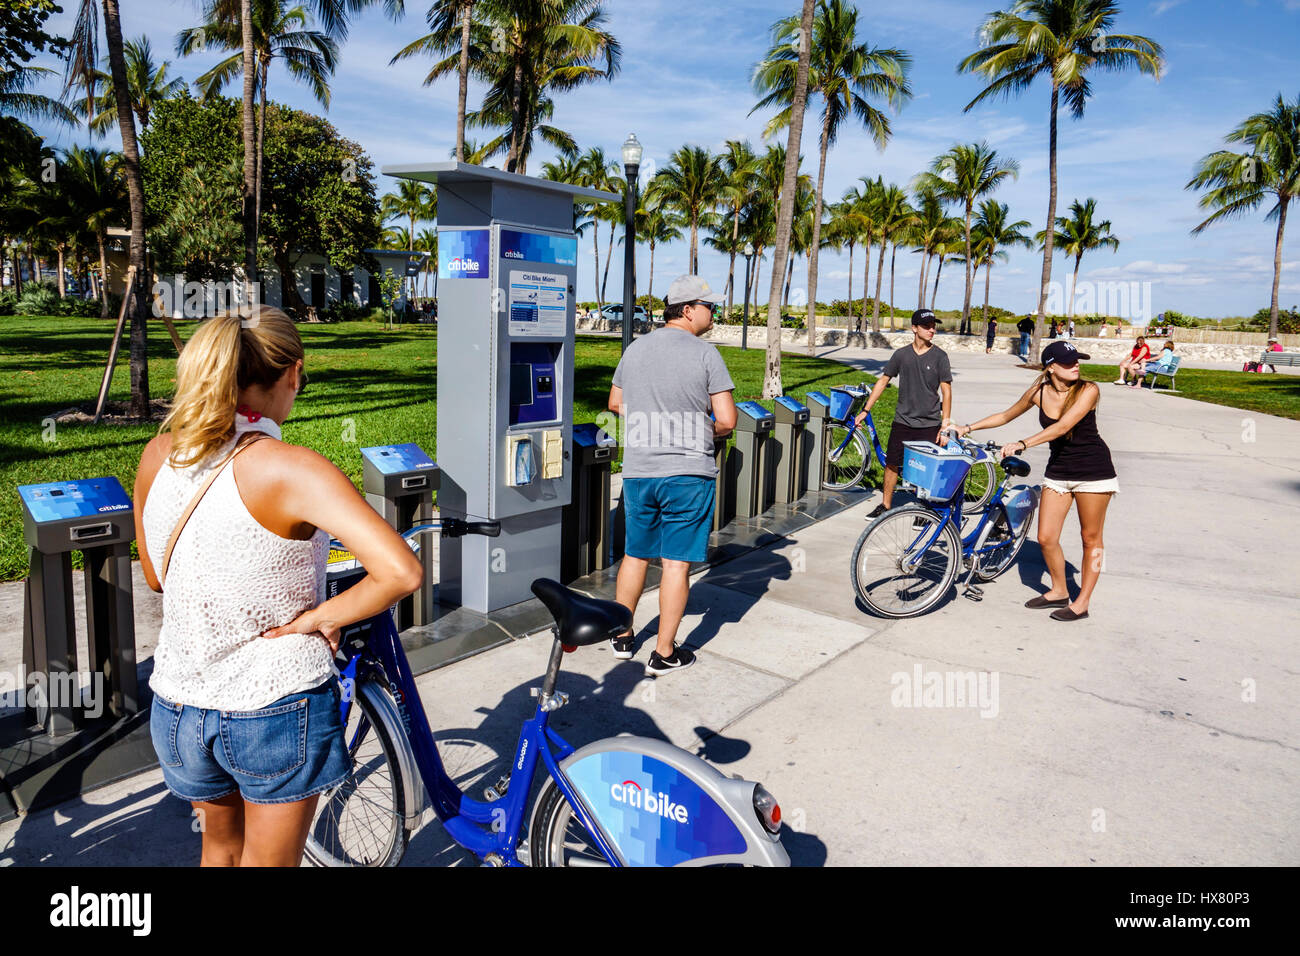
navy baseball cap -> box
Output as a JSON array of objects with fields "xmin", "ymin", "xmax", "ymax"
[
  {"xmin": 1041, "ymin": 340, "xmax": 1090, "ymax": 367},
  {"xmin": 911, "ymin": 309, "xmax": 940, "ymax": 326}
]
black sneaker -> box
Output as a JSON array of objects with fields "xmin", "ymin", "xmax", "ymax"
[
  {"xmin": 866, "ymin": 502, "xmax": 889, "ymax": 519},
  {"xmin": 610, "ymin": 632, "xmax": 634, "ymax": 660},
  {"xmin": 645, "ymin": 645, "xmax": 695, "ymax": 677}
]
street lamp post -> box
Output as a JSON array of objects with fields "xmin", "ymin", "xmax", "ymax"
[
  {"xmin": 621, "ymin": 133, "xmax": 642, "ymax": 354},
  {"xmin": 741, "ymin": 242, "xmax": 755, "ymax": 351}
]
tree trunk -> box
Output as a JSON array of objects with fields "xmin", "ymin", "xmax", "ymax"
[
  {"xmin": 805, "ymin": 111, "xmax": 831, "ymax": 356},
  {"xmin": 918, "ymin": 250, "xmax": 928, "ymax": 310},
  {"xmin": 983, "ymin": 258, "xmax": 991, "ymax": 326},
  {"xmin": 648, "ymin": 240, "xmax": 656, "ymax": 313},
  {"xmin": 1268, "ymin": 197, "xmax": 1288, "ymax": 339},
  {"xmin": 961, "ymin": 201, "xmax": 974, "ymax": 335},
  {"xmin": 274, "ymin": 250, "xmax": 305, "ymax": 311},
  {"xmin": 56, "ymin": 245, "xmax": 66, "ymax": 297},
  {"xmin": 689, "ymin": 216, "xmax": 698, "ymax": 273},
  {"xmin": 871, "ymin": 240, "xmax": 887, "ymax": 332},
  {"xmin": 11, "ymin": 248, "xmax": 20, "ymax": 295},
  {"xmin": 930, "ymin": 255, "xmax": 943, "ymax": 311},
  {"xmin": 506, "ymin": 60, "xmax": 524, "ymax": 173},
  {"xmin": 846, "ymin": 239, "xmax": 854, "ymax": 311},
  {"xmin": 859, "ymin": 243, "xmax": 870, "ymax": 334},
  {"xmin": 1068, "ymin": 254, "xmax": 1082, "ymax": 318},
  {"xmin": 254, "ymin": 58, "xmax": 269, "ymax": 253},
  {"xmin": 889, "ymin": 241, "xmax": 897, "ymax": 328},
  {"xmin": 455, "ymin": 3, "xmax": 472, "ymax": 162},
  {"xmin": 783, "ymin": 253, "xmax": 794, "ymax": 310},
  {"xmin": 1032, "ymin": 83, "xmax": 1061, "ymax": 364},
  {"xmin": 592, "ymin": 220, "xmax": 601, "ymax": 309},
  {"xmin": 725, "ymin": 203, "xmax": 740, "ymax": 317},
  {"xmin": 104, "ymin": 0, "xmax": 150, "ymax": 417},
  {"xmin": 96, "ymin": 231, "xmax": 110, "ymax": 319},
  {"xmin": 601, "ymin": 222, "xmax": 615, "ymax": 303},
  {"xmin": 239, "ymin": 0, "xmax": 257, "ymax": 294},
  {"xmin": 763, "ymin": 0, "xmax": 814, "ymax": 397}
]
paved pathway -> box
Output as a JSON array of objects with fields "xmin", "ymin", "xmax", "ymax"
[{"xmin": 2, "ymin": 345, "xmax": 1296, "ymax": 865}]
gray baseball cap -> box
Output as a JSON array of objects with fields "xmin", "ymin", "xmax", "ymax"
[{"xmin": 665, "ymin": 274, "xmax": 725, "ymax": 306}]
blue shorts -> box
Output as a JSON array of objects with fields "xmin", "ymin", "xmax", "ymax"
[
  {"xmin": 623, "ymin": 475, "xmax": 715, "ymax": 563},
  {"xmin": 150, "ymin": 679, "xmax": 349, "ymax": 805}
]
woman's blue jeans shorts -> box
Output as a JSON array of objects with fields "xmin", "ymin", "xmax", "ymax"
[
  {"xmin": 622, "ymin": 475, "xmax": 715, "ymax": 563},
  {"xmin": 150, "ymin": 679, "xmax": 349, "ymax": 805}
]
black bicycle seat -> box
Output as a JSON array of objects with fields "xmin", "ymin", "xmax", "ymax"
[
  {"xmin": 531, "ymin": 579, "xmax": 632, "ymax": 647},
  {"xmin": 1002, "ymin": 456, "xmax": 1031, "ymax": 478}
]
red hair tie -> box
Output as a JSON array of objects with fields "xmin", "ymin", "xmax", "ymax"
[{"xmin": 236, "ymin": 404, "xmax": 262, "ymax": 423}]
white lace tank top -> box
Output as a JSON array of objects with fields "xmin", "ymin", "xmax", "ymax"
[{"xmin": 143, "ymin": 412, "xmax": 334, "ymax": 711}]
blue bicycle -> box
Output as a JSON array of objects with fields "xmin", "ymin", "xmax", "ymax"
[
  {"xmin": 304, "ymin": 520, "xmax": 789, "ymax": 867},
  {"xmin": 849, "ymin": 432, "xmax": 1040, "ymax": 618},
  {"xmin": 821, "ymin": 384, "xmax": 997, "ymax": 514}
]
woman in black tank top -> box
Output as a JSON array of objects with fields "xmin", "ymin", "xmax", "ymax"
[{"xmin": 954, "ymin": 341, "xmax": 1116, "ymax": 623}]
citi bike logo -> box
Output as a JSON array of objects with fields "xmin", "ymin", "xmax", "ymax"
[
  {"xmin": 448, "ymin": 256, "xmax": 481, "ymax": 274},
  {"xmin": 609, "ymin": 779, "xmax": 689, "ymax": 824}
]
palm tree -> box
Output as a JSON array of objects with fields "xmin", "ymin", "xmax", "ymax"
[
  {"xmin": 641, "ymin": 200, "xmax": 685, "ymax": 311},
  {"xmin": 75, "ymin": 36, "xmax": 185, "ymax": 134},
  {"xmin": 1037, "ymin": 197, "xmax": 1119, "ymax": 317},
  {"xmin": 718, "ymin": 139, "xmax": 760, "ymax": 316},
  {"xmin": 578, "ymin": 147, "xmax": 617, "ymax": 308},
  {"xmin": 868, "ymin": 179, "xmax": 916, "ymax": 331},
  {"xmin": 65, "ymin": 0, "xmax": 152, "ymax": 416},
  {"xmin": 1187, "ymin": 93, "xmax": 1300, "ymax": 339},
  {"xmin": 178, "ymin": 0, "xmax": 338, "ymax": 231},
  {"xmin": 389, "ymin": 0, "xmax": 481, "ymax": 162},
  {"xmin": 753, "ymin": 0, "xmax": 910, "ymax": 355},
  {"xmin": 381, "ymin": 179, "xmax": 435, "ymax": 302},
  {"xmin": 960, "ymin": 0, "xmax": 1162, "ymax": 360},
  {"xmin": 414, "ymin": 225, "xmax": 439, "ymax": 301},
  {"xmin": 914, "ymin": 142, "xmax": 1019, "ymax": 334},
  {"xmin": 413, "ymin": 0, "xmax": 619, "ymax": 174},
  {"xmin": 650, "ymin": 145, "xmax": 725, "ymax": 274},
  {"xmin": 971, "ymin": 199, "xmax": 1031, "ymax": 326},
  {"xmin": 2, "ymin": 64, "xmax": 80, "ymax": 125}
]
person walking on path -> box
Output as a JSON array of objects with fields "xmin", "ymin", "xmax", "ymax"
[
  {"xmin": 134, "ymin": 307, "xmax": 423, "ymax": 865},
  {"xmin": 985, "ymin": 316, "xmax": 997, "ymax": 353},
  {"xmin": 955, "ymin": 340, "xmax": 1117, "ymax": 622},
  {"xmin": 1017, "ymin": 314, "xmax": 1035, "ymax": 361},
  {"xmin": 854, "ymin": 308, "xmax": 953, "ymax": 519},
  {"xmin": 608, "ymin": 275, "xmax": 738, "ymax": 676}
]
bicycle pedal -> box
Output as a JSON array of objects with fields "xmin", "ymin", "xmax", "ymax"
[
  {"xmin": 963, "ymin": 585, "xmax": 984, "ymax": 601},
  {"xmin": 484, "ymin": 773, "xmax": 511, "ymax": 801}
]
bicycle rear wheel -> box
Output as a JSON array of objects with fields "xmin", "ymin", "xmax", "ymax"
[
  {"xmin": 529, "ymin": 777, "xmax": 612, "ymax": 867},
  {"xmin": 304, "ymin": 678, "xmax": 409, "ymax": 867},
  {"xmin": 850, "ymin": 504, "xmax": 961, "ymax": 618},
  {"xmin": 823, "ymin": 424, "xmax": 869, "ymax": 491}
]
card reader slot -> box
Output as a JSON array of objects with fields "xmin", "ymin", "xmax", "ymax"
[
  {"xmin": 70, "ymin": 522, "xmax": 112, "ymax": 543},
  {"xmin": 400, "ymin": 475, "xmax": 428, "ymax": 490}
]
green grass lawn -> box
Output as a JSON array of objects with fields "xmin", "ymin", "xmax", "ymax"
[
  {"xmin": 0, "ymin": 318, "xmax": 874, "ymax": 581},
  {"xmin": 1079, "ymin": 363, "xmax": 1300, "ymax": 421}
]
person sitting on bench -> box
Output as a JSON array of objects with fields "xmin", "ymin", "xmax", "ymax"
[
  {"xmin": 1133, "ymin": 340, "xmax": 1175, "ymax": 388},
  {"xmin": 1114, "ymin": 336, "xmax": 1151, "ymax": 385}
]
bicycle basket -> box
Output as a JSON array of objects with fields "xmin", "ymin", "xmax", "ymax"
[
  {"xmin": 901, "ymin": 442, "xmax": 973, "ymax": 502},
  {"xmin": 829, "ymin": 386, "xmax": 867, "ymax": 422}
]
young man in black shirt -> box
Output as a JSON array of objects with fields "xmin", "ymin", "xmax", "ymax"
[{"xmin": 854, "ymin": 309, "xmax": 953, "ymax": 518}]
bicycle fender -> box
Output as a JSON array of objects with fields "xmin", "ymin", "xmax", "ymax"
[
  {"xmin": 359, "ymin": 679, "xmax": 428, "ymax": 829},
  {"xmin": 557, "ymin": 736, "xmax": 790, "ymax": 867},
  {"xmin": 1002, "ymin": 484, "xmax": 1040, "ymax": 535}
]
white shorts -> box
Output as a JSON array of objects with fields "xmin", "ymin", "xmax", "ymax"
[{"xmin": 1043, "ymin": 477, "xmax": 1119, "ymax": 495}]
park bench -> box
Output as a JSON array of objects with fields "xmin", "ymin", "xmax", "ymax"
[
  {"xmin": 1144, "ymin": 354, "xmax": 1181, "ymax": 391},
  {"xmin": 1259, "ymin": 350, "xmax": 1300, "ymax": 371}
]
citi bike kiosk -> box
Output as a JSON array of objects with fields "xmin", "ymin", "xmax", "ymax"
[{"xmin": 382, "ymin": 163, "xmax": 618, "ymax": 613}]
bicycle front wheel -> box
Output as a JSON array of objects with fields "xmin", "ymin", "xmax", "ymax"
[
  {"xmin": 529, "ymin": 778, "xmax": 612, "ymax": 867},
  {"xmin": 851, "ymin": 504, "xmax": 961, "ymax": 618},
  {"xmin": 962, "ymin": 458, "xmax": 998, "ymax": 514},
  {"xmin": 304, "ymin": 677, "xmax": 410, "ymax": 867},
  {"xmin": 822, "ymin": 424, "xmax": 869, "ymax": 491}
]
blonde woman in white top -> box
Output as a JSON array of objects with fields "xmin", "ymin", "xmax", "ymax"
[{"xmin": 135, "ymin": 307, "xmax": 422, "ymax": 866}]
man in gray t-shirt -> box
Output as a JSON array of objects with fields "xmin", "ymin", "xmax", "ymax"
[
  {"xmin": 854, "ymin": 308, "xmax": 953, "ymax": 518},
  {"xmin": 607, "ymin": 275, "xmax": 737, "ymax": 677}
]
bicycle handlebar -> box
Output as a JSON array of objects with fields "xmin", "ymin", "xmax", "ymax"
[{"xmin": 329, "ymin": 517, "xmax": 501, "ymax": 554}]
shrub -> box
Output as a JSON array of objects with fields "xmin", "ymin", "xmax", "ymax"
[
  {"xmin": 60, "ymin": 296, "xmax": 103, "ymax": 317},
  {"xmin": 15, "ymin": 281, "xmax": 61, "ymax": 316},
  {"xmin": 1160, "ymin": 310, "xmax": 1199, "ymax": 329},
  {"xmin": 1252, "ymin": 306, "xmax": 1300, "ymax": 335},
  {"xmin": 0, "ymin": 290, "xmax": 16, "ymax": 316}
]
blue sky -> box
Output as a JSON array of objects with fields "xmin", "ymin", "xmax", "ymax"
[{"xmin": 24, "ymin": 0, "xmax": 1300, "ymax": 318}]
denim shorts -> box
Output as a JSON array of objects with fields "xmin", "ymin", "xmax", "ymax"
[
  {"xmin": 623, "ymin": 475, "xmax": 715, "ymax": 563},
  {"xmin": 150, "ymin": 679, "xmax": 349, "ymax": 805}
]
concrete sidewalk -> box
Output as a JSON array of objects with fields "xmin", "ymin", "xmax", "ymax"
[{"xmin": 2, "ymin": 346, "xmax": 1296, "ymax": 865}]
